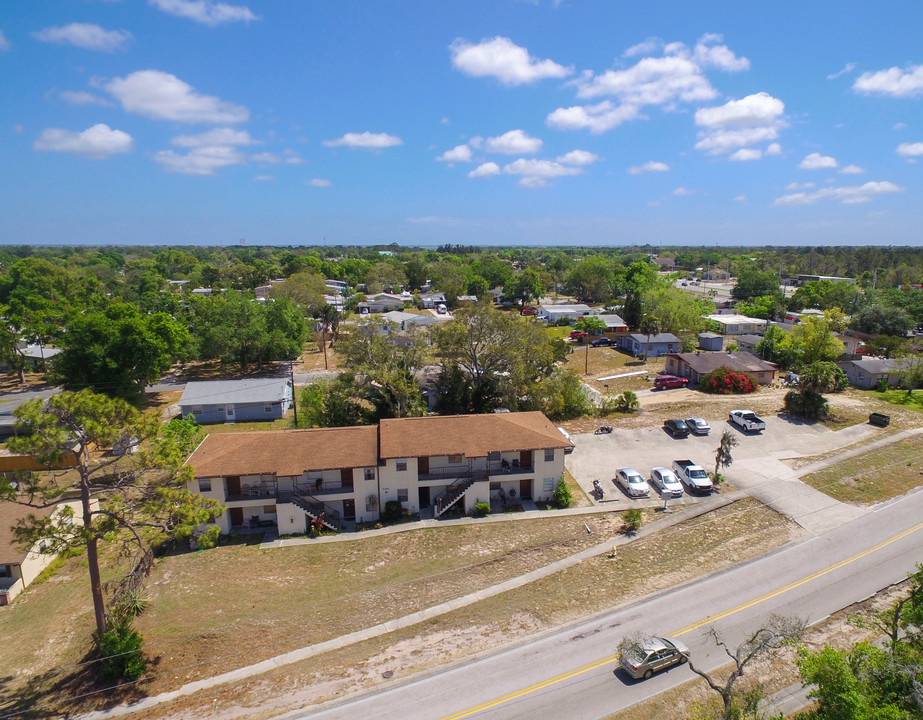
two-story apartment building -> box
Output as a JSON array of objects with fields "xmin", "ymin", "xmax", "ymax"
[{"xmin": 185, "ymin": 412, "xmax": 571, "ymax": 535}]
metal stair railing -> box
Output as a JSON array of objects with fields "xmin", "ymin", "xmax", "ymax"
[{"xmin": 291, "ymin": 493, "xmax": 342, "ymax": 532}]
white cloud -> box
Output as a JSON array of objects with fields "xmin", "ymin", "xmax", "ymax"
[
  {"xmin": 786, "ymin": 182, "xmax": 815, "ymax": 190},
  {"xmin": 306, "ymin": 178, "xmax": 331, "ymax": 187},
  {"xmin": 251, "ymin": 152, "xmax": 282, "ymax": 164},
  {"xmin": 627, "ymin": 160, "xmax": 670, "ymax": 174},
  {"xmin": 437, "ymin": 144, "xmax": 473, "ymax": 163},
  {"xmin": 502, "ymin": 158, "xmax": 582, "ymax": 184},
  {"xmin": 0, "ymin": 30, "xmax": 10, "ymax": 51},
  {"xmin": 106, "ymin": 70, "xmax": 249, "ymax": 123},
  {"xmin": 153, "ymin": 145, "xmax": 246, "ymax": 175},
  {"xmin": 484, "ymin": 129, "xmax": 542, "ymax": 154},
  {"xmin": 149, "ymin": 0, "xmax": 259, "ymax": 26},
  {"xmin": 895, "ymin": 122, "xmax": 907, "ymax": 130},
  {"xmin": 691, "ymin": 34, "xmax": 750, "ymax": 72},
  {"xmin": 827, "ymin": 62, "xmax": 857, "ymax": 80},
  {"xmin": 450, "ymin": 36, "xmax": 571, "ymax": 86},
  {"xmin": 623, "ymin": 38, "xmax": 661, "ymax": 58},
  {"xmin": 734, "ymin": 195, "xmax": 746, "ymax": 202},
  {"xmin": 729, "ymin": 148, "xmax": 762, "ymax": 161},
  {"xmin": 172, "ymin": 128, "xmax": 255, "ymax": 147},
  {"xmin": 897, "ymin": 142, "xmax": 923, "ymax": 157},
  {"xmin": 322, "ymin": 132, "xmax": 402, "ymax": 149},
  {"xmin": 672, "ymin": 186, "xmax": 694, "ymax": 196},
  {"xmin": 577, "ymin": 55, "xmax": 717, "ymax": 106},
  {"xmin": 253, "ymin": 175, "xmax": 274, "ymax": 182},
  {"xmin": 33, "ymin": 23, "xmax": 133, "ymax": 52},
  {"xmin": 799, "ymin": 152, "xmax": 838, "ymax": 170},
  {"xmin": 840, "ymin": 164, "xmax": 865, "ymax": 174},
  {"xmin": 854, "ymin": 64, "xmax": 923, "ymax": 98},
  {"xmin": 694, "ymin": 92, "xmax": 786, "ymax": 156},
  {"xmin": 34, "ymin": 123, "xmax": 133, "ymax": 158},
  {"xmin": 283, "ymin": 152, "xmax": 303, "ymax": 165},
  {"xmin": 546, "ymin": 100, "xmax": 640, "ymax": 133},
  {"xmin": 556, "ymin": 149, "xmax": 598, "ymax": 165},
  {"xmin": 468, "ymin": 162, "xmax": 500, "ymax": 178},
  {"xmin": 773, "ymin": 181, "xmax": 903, "ymax": 206},
  {"xmin": 765, "ymin": 142, "xmax": 782, "ymax": 156},
  {"xmin": 59, "ymin": 90, "xmax": 112, "ymax": 107}
]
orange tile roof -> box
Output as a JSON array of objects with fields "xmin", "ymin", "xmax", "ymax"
[
  {"xmin": 187, "ymin": 426, "xmax": 379, "ymax": 478},
  {"xmin": 379, "ymin": 411, "xmax": 569, "ymax": 459}
]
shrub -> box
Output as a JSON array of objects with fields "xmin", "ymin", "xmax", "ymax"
[
  {"xmin": 382, "ymin": 500, "xmax": 403, "ymax": 522},
  {"xmin": 473, "ymin": 502, "xmax": 491, "ymax": 517},
  {"xmin": 98, "ymin": 621, "xmax": 147, "ymax": 681},
  {"xmin": 623, "ymin": 508, "xmax": 643, "ymax": 534},
  {"xmin": 784, "ymin": 389, "xmax": 830, "ymax": 420},
  {"xmin": 552, "ymin": 477, "xmax": 572, "ymax": 508},
  {"xmin": 700, "ymin": 366, "xmax": 758, "ymax": 394},
  {"xmin": 613, "ymin": 390, "xmax": 639, "ymax": 413}
]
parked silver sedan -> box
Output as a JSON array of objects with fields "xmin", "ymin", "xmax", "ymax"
[
  {"xmin": 615, "ymin": 467, "xmax": 651, "ymax": 497},
  {"xmin": 684, "ymin": 417, "xmax": 711, "ymax": 435},
  {"xmin": 650, "ymin": 467, "xmax": 684, "ymax": 497}
]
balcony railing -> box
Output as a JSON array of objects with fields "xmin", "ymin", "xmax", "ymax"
[
  {"xmin": 294, "ymin": 480, "xmax": 354, "ymax": 496},
  {"xmin": 419, "ymin": 465, "xmax": 488, "ymax": 482},
  {"xmin": 488, "ymin": 461, "xmax": 533, "ymax": 476}
]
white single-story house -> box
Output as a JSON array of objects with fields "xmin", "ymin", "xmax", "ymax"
[
  {"xmin": 179, "ymin": 378, "xmax": 293, "ymax": 425},
  {"xmin": 837, "ymin": 358, "xmax": 913, "ymax": 390},
  {"xmin": 375, "ymin": 311, "xmax": 441, "ymax": 331},
  {"xmin": 705, "ymin": 314, "xmax": 768, "ymax": 335},
  {"xmin": 597, "ymin": 314, "xmax": 629, "ymax": 335},
  {"xmin": 419, "ymin": 292, "xmax": 446, "ymax": 309},
  {"xmin": 357, "ymin": 293, "xmax": 406, "ymax": 314},
  {"xmin": 536, "ymin": 304, "xmax": 593, "ymax": 323},
  {"xmin": 185, "ymin": 411, "xmax": 572, "ymax": 534}
]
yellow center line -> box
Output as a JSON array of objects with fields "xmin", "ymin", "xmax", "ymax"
[{"xmin": 438, "ymin": 520, "xmax": 923, "ymax": 720}]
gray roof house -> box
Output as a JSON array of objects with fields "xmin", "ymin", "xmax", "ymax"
[
  {"xmin": 376, "ymin": 311, "xmax": 441, "ymax": 331},
  {"xmin": 665, "ymin": 351, "xmax": 777, "ymax": 386},
  {"xmin": 619, "ymin": 333, "xmax": 681, "ymax": 358},
  {"xmin": 357, "ymin": 293, "xmax": 405, "ymax": 314},
  {"xmin": 179, "ymin": 378, "xmax": 293, "ymax": 425},
  {"xmin": 536, "ymin": 304, "xmax": 593, "ymax": 323},
  {"xmin": 837, "ymin": 358, "xmax": 912, "ymax": 390}
]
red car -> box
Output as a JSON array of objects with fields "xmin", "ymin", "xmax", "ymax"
[
  {"xmin": 653, "ymin": 375, "xmax": 689, "ymax": 390},
  {"xmin": 520, "ymin": 307, "xmax": 537, "ymax": 316},
  {"xmin": 569, "ymin": 331, "xmax": 587, "ymax": 340}
]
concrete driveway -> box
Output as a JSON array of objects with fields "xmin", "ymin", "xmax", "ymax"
[{"xmin": 565, "ymin": 415, "xmax": 885, "ymax": 532}]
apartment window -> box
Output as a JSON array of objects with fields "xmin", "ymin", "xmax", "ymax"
[
  {"xmin": 544, "ymin": 448, "xmax": 555, "ymax": 462},
  {"xmin": 448, "ymin": 454, "xmax": 463, "ymax": 464},
  {"xmin": 198, "ymin": 479, "xmax": 212, "ymax": 493},
  {"xmin": 264, "ymin": 404, "xmax": 273, "ymax": 413},
  {"xmin": 395, "ymin": 459, "xmax": 407, "ymax": 472},
  {"xmin": 543, "ymin": 477, "xmax": 555, "ymax": 493},
  {"xmin": 192, "ymin": 406, "xmax": 203, "ymax": 414},
  {"xmin": 397, "ymin": 489, "xmax": 409, "ymax": 502},
  {"xmin": 364, "ymin": 468, "xmax": 375, "ymax": 481},
  {"xmin": 0, "ymin": 565, "xmax": 10, "ymax": 578}
]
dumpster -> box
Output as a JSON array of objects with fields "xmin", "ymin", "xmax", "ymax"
[{"xmin": 869, "ymin": 412, "xmax": 891, "ymax": 427}]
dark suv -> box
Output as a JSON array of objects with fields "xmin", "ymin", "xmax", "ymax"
[
  {"xmin": 591, "ymin": 337, "xmax": 614, "ymax": 347},
  {"xmin": 663, "ymin": 419, "xmax": 690, "ymax": 438}
]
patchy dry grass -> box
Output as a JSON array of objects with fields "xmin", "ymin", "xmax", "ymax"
[
  {"xmin": 1, "ymin": 499, "xmax": 797, "ymax": 719},
  {"xmin": 801, "ymin": 433, "xmax": 923, "ymax": 504}
]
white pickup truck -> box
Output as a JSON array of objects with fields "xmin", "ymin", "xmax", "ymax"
[
  {"xmin": 728, "ymin": 409, "xmax": 766, "ymax": 432},
  {"xmin": 672, "ymin": 460, "xmax": 713, "ymax": 494}
]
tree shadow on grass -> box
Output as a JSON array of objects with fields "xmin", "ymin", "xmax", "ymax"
[{"xmin": 0, "ymin": 650, "xmax": 160, "ymax": 719}]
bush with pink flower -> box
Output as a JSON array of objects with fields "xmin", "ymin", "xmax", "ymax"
[{"xmin": 699, "ymin": 366, "xmax": 758, "ymax": 394}]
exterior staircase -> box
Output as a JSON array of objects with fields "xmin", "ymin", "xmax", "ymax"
[
  {"xmin": 291, "ymin": 493, "xmax": 341, "ymax": 532},
  {"xmin": 432, "ymin": 475, "xmax": 477, "ymax": 519}
]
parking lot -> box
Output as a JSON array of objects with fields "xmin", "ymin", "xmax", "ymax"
[{"xmin": 565, "ymin": 414, "xmax": 882, "ymax": 511}]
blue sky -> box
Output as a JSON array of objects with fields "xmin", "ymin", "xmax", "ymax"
[{"xmin": 3, "ymin": 1, "xmax": 923, "ymax": 247}]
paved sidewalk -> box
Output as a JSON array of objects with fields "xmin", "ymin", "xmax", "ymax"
[{"xmin": 75, "ymin": 491, "xmax": 744, "ymax": 720}]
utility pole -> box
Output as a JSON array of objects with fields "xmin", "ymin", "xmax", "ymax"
[{"xmin": 290, "ymin": 361, "xmax": 298, "ymax": 426}]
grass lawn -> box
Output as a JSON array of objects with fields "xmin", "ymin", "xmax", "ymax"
[
  {"xmin": 800, "ymin": 432, "xmax": 923, "ymax": 504},
  {"xmin": 863, "ymin": 388, "xmax": 923, "ymax": 413},
  {"xmin": 0, "ymin": 499, "xmax": 796, "ymax": 718},
  {"xmin": 561, "ymin": 343, "xmax": 667, "ymax": 395}
]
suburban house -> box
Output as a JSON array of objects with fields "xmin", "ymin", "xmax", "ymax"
[
  {"xmin": 185, "ymin": 412, "xmax": 572, "ymax": 534},
  {"xmin": 597, "ymin": 314, "xmax": 629, "ymax": 336},
  {"xmin": 705, "ymin": 314, "xmax": 768, "ymax": 335},
  {"xmin": 702, "ymin": 269, "xmax": 731, "ymax": 282},
  {"xmin": 178, "ymin": 378, "xmax": 294, "ymax": 425},
  {"xmin": 653, "ymin": 257, "xmax": 678, "ymax": 271},
  {"xmin": 619, "ymin": 333, "xmax": 681, "ymax": 358},
  {"xmin": 0, "ymin": 497, "xmax": 87, "ymax": 605},
  {"xmin": 375, "ymin": 311, "xmax": 441, "ymax": 331},
  {"xmin": 836, "ymin": 358, "xmax": 912, "ymax": 390},
  {"xmin": 357, "ymin": 293, "xmax": 405, "ymax": 314},
  {"xmin": 734, "ymin": 334, "xmax": 764, "ymax": 353},
  {"xmin": 536, "ymin": 304, "xmax": 593, "ymax": 323},
  {"xmin": 419, "ymin": 292, "xmax": 446, "ymax": 309},
  {"xmin": 664, "ymin": 351, "xmax": 778, "ymax": 386}
]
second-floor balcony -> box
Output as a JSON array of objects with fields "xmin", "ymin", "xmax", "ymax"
[
  {"xmin": 293, "ymin": 480, "xmax": 354, "ymax": 497},
  {"xmin": 488, "ymin": 460, "xmax": 533, "ymax": 477}
]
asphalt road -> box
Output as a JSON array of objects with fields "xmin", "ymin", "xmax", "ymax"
[{"xmin": 296, "ymin": 486, "xmax": 923, "ymax": 720}]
